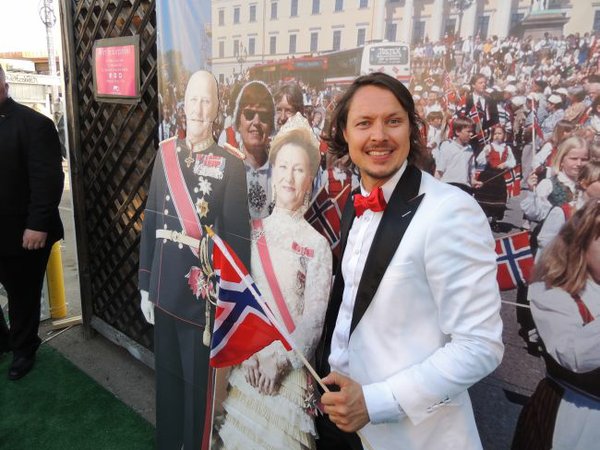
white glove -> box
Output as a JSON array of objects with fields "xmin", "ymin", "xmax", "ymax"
[{"xmin": 140, "ymin": 290, "xmax": 155, "ymax": 324}]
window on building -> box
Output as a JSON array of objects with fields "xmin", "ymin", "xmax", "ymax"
[
  {"xmin": 335, "ymin": 0, "xmax": 343, "ymax": 12},
  {"xmin": 233, "ymin": 39, "xmax": 239, "ymax": 57},
  {"xmin": 310, "ymin": 32, "xmax": 319, "ymax": 53},
  {"xmin": 249, "ymin": 4, "xmax": 257, "ymax": 22},
  {"xmin": 289, "ymin": 34, "xmax": 297, "ymax": 54},
  {"xmin": 249, "ymin": 37, "xmax": 256, "ymax": 55},
  {"xmin": 271, "ymin": 2, "xmax": 278, "ymax": 19},
  {"xmin": 510, "ymin": 12, "xmax": 524, "ymax": 30},
  {"xmin": 359, "ymin": 0, "xmax": 368, "ymax": 8},
  {"xmin": 270, "ymin": 36, "xmax": 277, "ymax": 55},
  {"xmin": 595, "ymin": 10, "xmax": 600, "ymax": 32},
  {"xmin": 477, "ymin": 15, "xmax": 490, "ymax": 39},
  {"xmin": 218, "ymin": 9, "xmax": 224, "ymax": 26},
  {"xmin": 357, "ymin": 28, "xmax": 366, "ymax": 47},
  {"xmin": 233, "ymin": 6, "xmax": 240, "ymax": 24},
  {"xmin": 312, "ymin": 0, "xmax": 320, "ymax": 15},
  {"xmin": 385, "ymin": 23, "xmax": 397, "ymax": 42},
  {"xmin": 333, "ymin": 30, "xmax": 341, "ymax": 51},
  {"xmin": 218, "ymin": 41, "xmax": 224, "ymax": 58},
  {"xmin": 412, "ymin": 21, "xmax": 425, "ymax": 44},
  {"xmin": 444, "ymin": 18, "xmax": 456, "ymax": 37},
  {"xmin": 291, "ymin": 0, "xmax": 298, "ymax": 17}
]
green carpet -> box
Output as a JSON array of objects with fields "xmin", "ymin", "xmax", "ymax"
[{"xmin": 0, "ymin": 345, "xmax": 154, "ymax": 450}]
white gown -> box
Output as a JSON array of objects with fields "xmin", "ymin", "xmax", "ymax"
[{"xmin": 217, "ymin": 207, "xmax": 333, "ymax": 450}]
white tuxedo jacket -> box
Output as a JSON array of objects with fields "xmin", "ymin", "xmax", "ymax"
[{"xmin": 317, "ymin": 166, "xmax": 504, "ymax": 449}]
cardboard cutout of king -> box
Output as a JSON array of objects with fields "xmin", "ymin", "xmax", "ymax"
[{"xmin": 138, "ymin": 70, "xmax": 250, "ymax": 450}]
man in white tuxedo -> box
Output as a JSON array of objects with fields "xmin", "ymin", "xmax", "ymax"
[{"xmin": 315, "ymin": 73, "xmax": 504, "ymax": 450}]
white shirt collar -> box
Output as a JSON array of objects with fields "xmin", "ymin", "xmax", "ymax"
[
  {"xmin": 359, "ymin": 160, "xmax": 408, "ymax": 203},
  {"xmin": 557, "ymin": 171, "xmax": 577, "ymax": 191}
]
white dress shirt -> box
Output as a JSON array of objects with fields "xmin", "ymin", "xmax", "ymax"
[{"xmin": 329, "ymin": 162, "xmax": 407, "ymax": 424}]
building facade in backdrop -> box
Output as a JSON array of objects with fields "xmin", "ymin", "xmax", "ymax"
[{"xmin": 210, "ymin": 0, "xmax": 600, "ymax": 84}]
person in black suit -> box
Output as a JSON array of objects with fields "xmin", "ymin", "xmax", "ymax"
[
  {"xmin": 0, "ymin": 64, "xmax": 64, "ymax": 380},
  {"xmin": 458, "ymin": 74, "xmax": 499, "ymax": 156}
]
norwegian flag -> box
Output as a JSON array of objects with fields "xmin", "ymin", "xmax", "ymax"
[
  {"xmin": 469, "ymin": 104, "xmax": 488, "ymax": 146},
  {"xmin": 209, "ymin": 231, "xmax": 290, "ymax": 368},
  {"xmin": 495, "ymin": 231, "xmax": 534, "ymax": 291},
  {"xmin": 504, "ymin": 165, "xmax": 522, "ymax": 199},
  {"xmin": 305, "ymin": 186, "xmax": 341, "ymax": 247},
  {"xmin": 306, "ymin": 185, "xmax": 351, "ymax": 257},
  {"xmin": 532, "ymin": 111, "xmax": 544, "ymax": 142},
  {"xmin": 443, "ymin": 71, "xmax": 457, "ymax": 104}
]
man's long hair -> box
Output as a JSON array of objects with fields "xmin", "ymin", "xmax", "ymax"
[
  {"xmin": 323, "ymin": 72, "xmax": 426, "ymax": 168},
  {"xmin": 534, "ymin": 200, "xmax": 600, "ymax": 295}
]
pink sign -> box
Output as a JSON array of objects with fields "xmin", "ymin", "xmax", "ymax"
[{"xmin": 94, "ymin": 44, "xmax": 137, "ymax": 97}]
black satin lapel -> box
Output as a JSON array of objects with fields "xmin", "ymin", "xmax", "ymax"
[
  {"xmin": 315, "ymin": 192, "xmax": 356, "ymax": 377},
  {"xmin": 349, "ymin": 165, "xmax": 425, "ymax": 335}
]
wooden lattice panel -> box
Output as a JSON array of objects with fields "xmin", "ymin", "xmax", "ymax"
[{"xmin": 68, "ymin": 0, "xmax": 157, "ymax": 348}]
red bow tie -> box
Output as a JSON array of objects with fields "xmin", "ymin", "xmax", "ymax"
[{"xmin": 353, "ymin": 187, "xmax": 387, "ymax": 217}]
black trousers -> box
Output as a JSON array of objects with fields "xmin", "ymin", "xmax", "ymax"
[
  {"xmin": 0, "ymin": 246, "xmax": 51, "ymax": 358},
  {"xmin": 316, "ymin": 412, "xmax": 364, "ymax": 450},
  {"xmin": 154, "ymin": 308, "xmax": 213, "ymax": 450}
]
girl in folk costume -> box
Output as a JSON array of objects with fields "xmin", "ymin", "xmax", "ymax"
[
  {"xmin": 473, "ymin": 125, "xmax": 516, "ymax": 226},
  {"xmin": 534, "ymin": 161, "xmax": 600, "ymax": 260},
  {"xmin": 512, "ymin": 201, "xmax": 600, "ymax": 450},
  {"xmin": 522, "ymin": 136, "xmax": 589, "ymax": 222},
  {"xmin": 215, "ymin": 113, "xmax": 332, "ymax": 450},
  {"xmin": 531, "ymin": 120, "xmax": 576, "ymax": 181}
]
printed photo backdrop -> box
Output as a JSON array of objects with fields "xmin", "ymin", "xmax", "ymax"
[{"xmin": 152, "ymin": 1, "xmax": 600, "ymax": 448}]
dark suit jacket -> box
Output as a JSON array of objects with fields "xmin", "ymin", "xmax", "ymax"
[
  {"xmin": 0, "ymin": 98, "xmax": 64, "ymax": 256},
  {"xmin": 462, "ymin": 94, "xmax": 499, "ymax": 153}
]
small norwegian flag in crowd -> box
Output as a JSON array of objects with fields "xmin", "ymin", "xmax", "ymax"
[
  {"xmin": 209, "ymin": 230, "xmax": 290, "ymax": 368},
  {"xmin": 495, "ymin": 231, "xmax": 534, "ymax": 291},
  {"xmin": 305, "ymin": 185, "xmax": 350, "ymax": 256},
  {"xmin": 504, "ymin": 165, "xmax": 522, "ymax": 199},
  {"xmin": 469, "ymin": 105, "xmax": 488, "ymax": 146}
]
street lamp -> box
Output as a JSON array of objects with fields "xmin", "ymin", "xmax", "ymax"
[
  {"xmin": 450, "ymin": 0, "xmax": 475, "ymax": 38},
  {"xmin": 237, "ymin": 43, "xmax": 248, "ymax": 81}
]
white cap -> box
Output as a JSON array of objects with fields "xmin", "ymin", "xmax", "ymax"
[
  {"xmin": 504, "ymin": 84, "xmax": 517, "ymax": 94},
  {"xmin": 430, "ymin": 85, "xmax": 441, "ymax": 93},
  {"xmin": 485, "ymin": 88, "xmax": 494, "ymax": 94},
  {"xmin": 428, "ymin": 104, "xmax": 443, "ymax": 112},
  {"xmin": 511, "ymin": 96, "xmax": 526, "ymax": 107},
  {"xmin": 414, "ymin": 85, "xmax": 423, "ymax": 92},
  {"xmin": 462, "ymin": 84, "xmax": 471, "ymax": 91},
  {"xmin": 555, "ymin": 87, "xmax": 568, "ymax": 96},
  {"xmin": 506, "ymin": 75, "xmax": 517, "ymax": 83},
  {"xmin": 547, "ymin": 94, "xmax": 562, "ymax": 105}
]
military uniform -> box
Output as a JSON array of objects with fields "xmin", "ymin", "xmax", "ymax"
[{"xmin": 139, "ymin": 137, "xmax": 250, "ymax": 450}]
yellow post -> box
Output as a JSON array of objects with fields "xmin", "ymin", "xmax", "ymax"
[{"xmin": 47, "ymin": 241, "xmax": 67, "ymax": 319}]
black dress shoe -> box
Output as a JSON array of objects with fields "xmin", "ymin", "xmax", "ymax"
[{"xmin": 8, "ymin": 354, "xmax": 35, "ymax": 381}]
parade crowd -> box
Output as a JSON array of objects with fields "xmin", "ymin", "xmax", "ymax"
[{"xmin": 150, "ymin": 29, "xmax": 600, "ymax": 449}]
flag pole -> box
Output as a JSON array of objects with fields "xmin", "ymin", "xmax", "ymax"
[{"xmin": 206, "ymin": 226, "xmax": 375, "ymax": 450}]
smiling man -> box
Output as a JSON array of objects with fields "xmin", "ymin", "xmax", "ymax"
[{"xmin": 315, "ymin": 73, "xmax": 504, "ymax": 450}]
